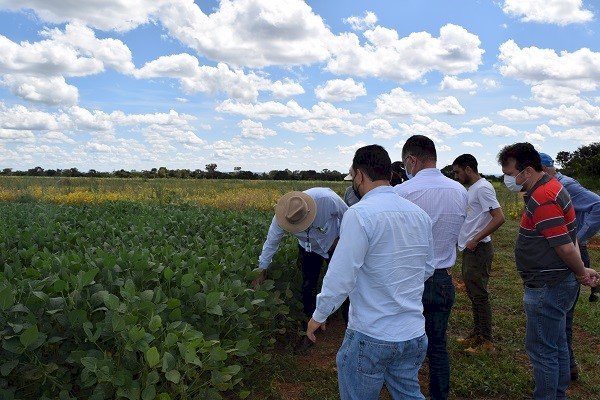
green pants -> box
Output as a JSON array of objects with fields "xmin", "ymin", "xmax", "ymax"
[{"xmin": 461, "ymin": 241, "xmax": 494, "ymax": 341}]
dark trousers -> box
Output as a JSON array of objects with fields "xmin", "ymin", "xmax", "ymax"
[
  {"xmin": 461, "ymin": 241, "xmax": 494, "ymax": 340},
  {"xmin": 298, "ymin": 245, "xmax": 349, "ymax": 330},
  {"xmin": 423, "ymin": 269, "xmax": 456, "ymax": 400},
  {"xmin": 565, "ymin": 241, "xmax": 590, "ymax": 369}
]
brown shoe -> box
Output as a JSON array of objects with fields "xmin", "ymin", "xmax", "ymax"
[
  {"xmin": 456, "ymin": 333, "xmax": 481, "ymax": 347},
  {"xmin": 465, "ymin": 339, "xmax": 496, "ymax": 354},
  {"xmin": 571, "ymin": 364, "xmax": 579, "ymax": 381}
]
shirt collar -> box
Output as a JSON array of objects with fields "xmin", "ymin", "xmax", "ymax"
[
  {"xmin": 413, "ymin": 168, "xmax": 440, "ymax": 178},
  {"xmin": 524, "ymin": 173, "xmax": 551, "ymax": 200},
  {"xmin": 362, "ymin": 185, "xmax": 394, "ymax": 200}
]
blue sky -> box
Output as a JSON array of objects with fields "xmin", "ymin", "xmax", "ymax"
[{"xmin": 0, "ymin": 0, "xmax": 598, "ymax": 174}]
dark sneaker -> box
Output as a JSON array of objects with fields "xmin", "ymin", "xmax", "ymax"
[
  {"xmin": 590, "ymin": 287, "xmax": 599, "ymax": 302},
  {"xmin": 293, "ymin": 336, "xmax": 314, "ymax": 355},
  {"xmin": 571, "ymin": 364, "xmax": 579, "ymax": 381},
  {"xmin": 456, "ymin": 333, "xmax": 481, "ymax": 347}
]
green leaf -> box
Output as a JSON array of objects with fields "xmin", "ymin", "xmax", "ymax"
[
  {"xmin": 129, "ymin": 326, "xmax": 146, "ymax": 343},
  {"xmin": 165, "ymin": 369, "xmax": 180, "ymax": 384},
  {"xmin": 1, "ymin": 359, "xmax": 18, "ymax": 376},
  {"xmin": 209, "ymin": 346, "xmax": 227, "ymax": 362},
  {"xmin": 141, "ymin": 385, "xmax": 156, "ymax": 400},
  {"xmin": 239, "ymin": 390, "xmax": 251, "ymax": 399},
  {"xmin": 163, "ymin": 267, "xmax": 174, "ymax": 281},
  {"xmin": 104, "ymin": 293, "xmax": 120, "ymax": 310},
  {"xmin": 161, "ymin": 352, "xmax": 176, "ymax": 373},
  {"xmin": 234, "ymin": 339, "xmax": 251, "ymax": 356},
  {"xmin": 146, "ymin": 370, "xmax": 160, "ymax": 386},
  {"xmin": 181, "ymin": 273, "xmax": 194, "ymax": 287},
  {"xmin": 112, "ymin": 314, "xmax": 126, "ymax": 332},
  {"xmin": 222, "ymin": 364, "xmax": 242, "ymax": 376},
  {"xmin": 0, "ymin": 286, "xmax": 15, "ymax": 310},
  {"xmin": 156, "ymin": 394, "xmax": 171, "ymax": 400},
  {"xmin": 81, "ymin": 268, "xmax": 99, "ymax": 287},
  {"xmin": 81, "ymin": 357, "xmax": 97, "ymax": 372},
  {"xmin": 206, "ymin": 292, "xmax": 221, "ymax": 309},
  {"xmin": 149, "ymin": 315, "xmax": 162, "ymax": 332},
  {"xmin": 164, "ymin": 333, "xmax": 178, "ymax": 348},
  {"xmin": 19, "ymin": 325, "xmax": 39, "ymax": 348},
  {"xmin": 207, "ymin": 305, "xmax": 223, "ymax": 316},
  {"xmin": 145, "ymin": 347, "xmax": 160, "ymax": 368}
]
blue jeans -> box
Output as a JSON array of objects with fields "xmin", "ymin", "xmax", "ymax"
[
  {"xmin": 422, "ymin": 269, "xmax": 455, "ymax": 400},
  {"xmin": 565, "ymin": 241, "xmax": 589, "ymax": 369},
  {"xmin": 336, "ymin": 329, "xmax": 427, "ymax": 400},
  {"xmin": 524, "ymin": 274, "xmax": 579, "ymax": 399}
]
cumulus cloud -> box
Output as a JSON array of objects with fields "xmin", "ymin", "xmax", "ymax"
[
  {"xmin": 439, "ymin": 76, "xmax": 478, "ymax": 91},
  {"xmin": 135, "ymin": 54, "xmax": 304, "ymax": 101},
  {"xmin": 464, "ymin": 117, "xmax": 493, "ymax": 125},
  {"xmin": 315, "ymin": 78, "xmax": 366, "ymax": 102},
  {"xmin": 498, "ymin": 40, "xmax": 600, "ymax": 95},
  {"xmin": 462, "ymin": 141, "xmax": 483, "ymax": 147},
  {"xmin": 1, "ymin": 75, "xmax": 78, "ymax": 105},
  {"xmin": 375, "ymin": 88, "xmax": 466, "ymax": 116},
  {"xmin": 204, "ymin": 138, "xmax": 290, "ymax": 161},
  {"xmin": 0, "ymin": 103, "xmax": 64, "ymax": 131},
  {"xmin": 398, "ymin": 116, "xmax": 471, "ymax": 140},
  {"xmin": 367, "ymin": 119, "xmax": 401, "ymax": 139},
  {"xmin": 0, "ymin": 128, "xmax": 35, "ymax": 142},
  {"xmin": 239, "ymin": 119, "xmax": 277, "ymax": 139},
  {"xmin": 327, "ymin": 23, "xmax": 484, "ymax": 82},
  {"xmin": 502, "ymin": 0, "xmax": 594, "ymax": 25},
  {"xmin": 39, "ymin": 131, "xmax": 76, "ymax": 144},
  {"xmin": 530, "ymin": 84, "xmax": 581, "ymax": 104},
  {"xmin": 336, "ymin": 141, "xmax": 368, "ymax": 154},
  {"xmin": 498, "ymin": 100, "xmax": 600, "ymax": 126},
  {"xmin": 280, "ymin": 118, "xmax": 364, "ymax": 136},
  {"xmin": 217, "ymin": 99, "xmax": 360, "ymax": 121},
  {"xmin": 481, "ymin": 124, "xmax": 518, "ymax": 136},
  {"xmin": 343, "ymin": 11, "xmax": 378, "ymax": 31}
]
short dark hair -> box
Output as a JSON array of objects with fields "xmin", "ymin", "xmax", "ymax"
[
  {"xmin": 352, "ymin": 144, "xmax": 391, "ymax": 181},
  {"xmin": 452, "ymin": 154, "xmax": 478, "ymax": 173},
  {"xmin": 391, "ymin": 161, "xmax": 404, "ymax": 173},
  {"xmin": 402, "ymin": 135, "xmax": 437, "ymax": 162},
  {"xmin": 497, "ymin": 142, "xmax": 542, "ymax": 172}
]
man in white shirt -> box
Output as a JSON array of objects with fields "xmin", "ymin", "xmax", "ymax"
[
  {"xmin": 307, "ymin": 144, "xmax": 434, "ymax": 400},
  {"xmin": 452, "ymin": 154, "xmax": 505, "ymax": 353},
  {"xmin": 252, "ymin": 188, "xmax": 348, "ymax": 353},
  {"xmin": 394, "ymin": 135, "xmax": 467, "ymax": 400}
]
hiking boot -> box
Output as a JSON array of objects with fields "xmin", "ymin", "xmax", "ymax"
[
  {"xmin": 465, "ymin": 339, "xmax": 496, "ymax": 354},
  {"xmin": 456, "ymin": 333, "xmax": 481, "ymax": 347},
  {"xmin": 293, "ymin": 336, "xmax": 314, "ymax": 355},
  {"xmin": 571, "ymin": 364, "xmax": 579, "ymax": 381}
]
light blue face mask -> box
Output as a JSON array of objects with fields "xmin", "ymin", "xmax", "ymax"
[
  {"xmin": 504, "ymin": 172, "xmax": 523, "ymax": 192},
  {"xmin": 404, "ymin": 157, "xmax": 414, "ymax": 180}
]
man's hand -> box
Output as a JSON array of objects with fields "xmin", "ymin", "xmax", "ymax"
[
  {"xmin": 251, "ymin": 270, "xmax": 267, "ymax": 288},
  {"xmin": 465, "ymin": 238, "xmax": 479, "ymax": 251},
  {"xmin": 576, "ymin": 268, "xmax": 600, "ymax": 287},
  {"xmin": 306, "ymin": 318, "xmax": 326, "ymax": 343}
]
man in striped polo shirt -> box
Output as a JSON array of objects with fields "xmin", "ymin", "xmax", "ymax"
[{"xmin": 498, "ymin": 142, "xmax": 599, "ymax": 400}]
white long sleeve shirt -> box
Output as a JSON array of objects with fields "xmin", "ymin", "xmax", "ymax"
[
  {"xmin": 394, "ymin": 168, "xmax": 467, "ymax": 269},
  {"xmin": 258, "ymin": 187, "xmax": 348, "ymax": 269},
  {"xmin": 313, "ymin": 186, "xmax": 434, "ymax": 342}
]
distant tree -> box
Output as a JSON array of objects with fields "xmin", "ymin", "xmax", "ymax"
[
  {"xmin": 556, "ymin": 142, "xmax": 600, "ymax": 177},
  {"xmin": 2, "ymin": 168, "xmax": 12, "ymax": 175},
  {"xmin": 205, "ymin": 163, "xmax": 217, "ymax": 178},
  {"xmin": 234, "ymin": 166, "xmax": 241, "ymax": 172},
  {"xmin": 157, "ymin": 166, "xmax": 168, "ymax": 178}
]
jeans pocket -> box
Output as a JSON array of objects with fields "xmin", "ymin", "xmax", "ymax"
[
  {"xmin": 357, "ymin": 339, "xmax": 392, "ymax": 375},
  {"xmin": 406, "ymin": 335, "xmax": 427, "ymax": 367}
]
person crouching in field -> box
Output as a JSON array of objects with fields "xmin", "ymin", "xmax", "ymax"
[
  {"xmin": 307, "ymin": 144, "xmax": 435, "ymax": 400},
  {"xmin": 539, "ymin": 152, "xmax": 600, "ymax": 381},
  {"xmin": 452, "ymin": 154, "xmax": 505, "ymax": 353},
  {"xmin": 252, "ymin": 187, "xmax": 348, "ymax": 354},
  {"xmin": 498, "ymin": 143, "xmax": 600, "ymax": 400}
]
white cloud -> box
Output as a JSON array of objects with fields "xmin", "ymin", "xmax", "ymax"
[
  {"xmin": 270, "ymin": 79, "xmax": 305, "ymax": 98},
  {"xmin": 438, "ymin": 144, "xmax": 452, "ymax": 152},
  {"xmin": 216, "ymin": 99, "xmax": 307, "ymax": 120},
  {"xmin": 336, "ymin": 141, "xmax": 368, "ymax": 155},
  {"xmin": 531, "ymin": 84, "xmax": 581, "ymax": 104},
  {"xmin": 498, "ymin": 40, "xmax": 600, "ymax": 93},
  {"xmin": 204, "ymin": 138, "xmax": 290, "ymax": 161},
  {"xmin": 0, "ymin": 128, "xmax": 35, "ymax": 142},
  {"xmin": 1, "ymin": 75, "xmax": 78, "ymax": 105},
  {"xmin": 498, "ymin": 100, "xmax": 600, "ymax": 126},
  {"xmin": 327, "ymin": 23, "xmax": 484, "ymax": 82},
  {"xmin": 502, "ymin": 0, "xmax": 594, "ymax": 25},
  {"xmin": 159, "ymin": 0, "xmax": 333, "ymax": 68},
  {"xmin": 315, "ymin": 78, "xmax": 366, "ymax": 102},
  {"xmin": 440, "ymin": 76, "xmax": 478, "ymax": 91},
  {"xmin": 0, "ymin": 0, "xmax": 168, "ymax": 31},
  {"xmin": 375, "ymin": 88, "xmax": 466, "ymax": 116},
  {"xmin": 464, "ymin": 117, "xmax": 493, "ymax": 125},
  {"xmin": 280, "ymin": 118, "xmax": 364, "ymax": 136},
  {"xmin": 367, "ymin": 119, "xmax": 400, "ymax": 139},
  {"xmin": 481, "ymin": 124, "xmax": 518, "ymax": 137},
  {"xmin": 343, "ymin": 11, "xmax": 378, "ymax": 31},
  {"xmin": 0, "ymin": 104, "xmax": 63, "ymax": 131},
  {"xmin": 462, "ymin": 141, "xmax": 483, "ymax": 147},
  {"xmin": 482, "ymin": 78, "xmax": 498, "ymax": 89},
  {"xmin": 239, "ymin": 119, "xmax": 277, "ymax": 139},
  {"xmin": 398, "ymin": 116, "xmax": 471, "ymax": 140},
  {"xmin": 39, "ymin": 131, "xmax": 76, "ymax": 144}
]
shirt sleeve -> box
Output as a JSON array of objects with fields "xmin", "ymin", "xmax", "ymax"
[
  {"xmin": 257, "ymin": 216, "xmax": 287, "ymax": 270},
  {"xmin": 532, "ymin": 201, "xmax": 573, "ymax": 248},
  {"xmin": 424, "ymin": 218, "xmax": 435, "ymax": 281},
  {"xmin": 578, "ymin": 200, "xmax": 600, "ymax": 241},
  {"xmin": 312, "ymin": 209, "xmax": 367, "ymax": 323},
  {"xmin": 477, "ymin": 182, "xmax": 501, "ymax": 212}
]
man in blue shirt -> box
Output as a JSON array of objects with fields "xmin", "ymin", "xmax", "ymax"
[
  {"xmin": 252, "ymin": 187, "xmax": 348, "ymax": 353},
  {"xmin": 307, "ymin": 144, "xmax": 434, "ymax": 400},
  {"xmin": 539, "ymin": 152, "xmax": 600, "ymax": 380}
]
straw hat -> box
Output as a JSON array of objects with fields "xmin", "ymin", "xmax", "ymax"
[{"xmin": 275, "ymin": 191, "xmax": 317, "ymax": 233}]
